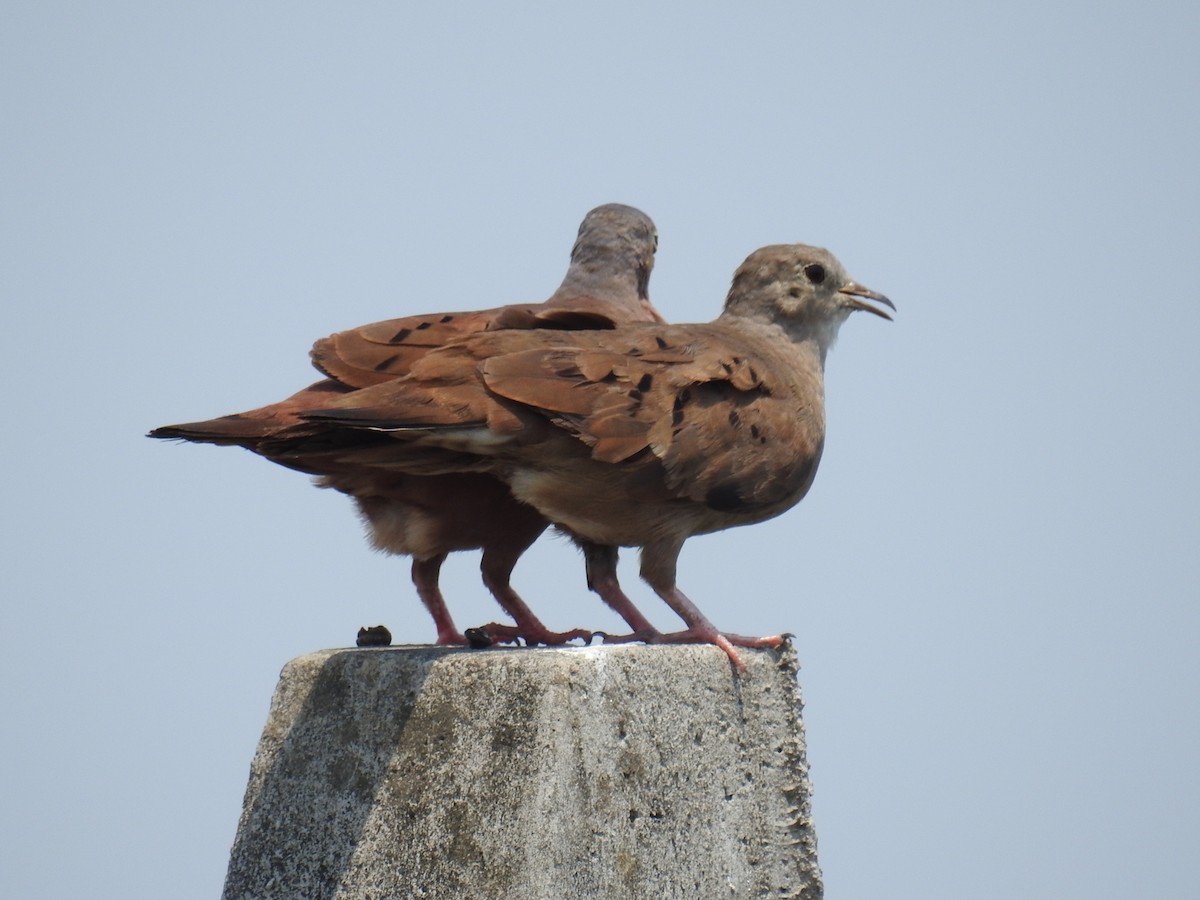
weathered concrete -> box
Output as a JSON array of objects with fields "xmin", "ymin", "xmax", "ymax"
[{"xmin": 223, "ymin": 642, "xmax": 821, "ymax": 899}]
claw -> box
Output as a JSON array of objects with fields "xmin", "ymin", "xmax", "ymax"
[
  {"xmin": 475, "ymin": 622, "xmax": 593, "ymax": 647},
  {"xmin": 598, "ymin": 628, "xmax": 662, "ymax": 645}
]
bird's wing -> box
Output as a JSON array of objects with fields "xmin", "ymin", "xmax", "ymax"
[
  {"xmin": 311, "ymin": 307, "xmax": 515, "ymax": 387},
  {"xmin": 300, "ymin": 335, "xmax": 537, "ymax": 437},
  {"xmin": 310, "ymin": 295, "xmax": 657, "ymax": 388},
  {"xmin": 480, "ymin": 325, "xmax": 825, "ymax": 512},
  {"xmin": 300, "ymin": 323, "xmax": 823, "ymax": 513}
]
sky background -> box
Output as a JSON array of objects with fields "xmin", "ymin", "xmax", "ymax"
[{"xmin": 3, "ymin": 2, "xmax": 1198, "ymax": 897}]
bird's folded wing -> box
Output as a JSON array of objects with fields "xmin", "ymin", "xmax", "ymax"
[
  {"xmin": 302, "ymin": 324, "xmax": 824, "ymax": 513},
  {"xmin": 311, "ymin": 308, "xmax": 506, "ymax": 387},
  {"xmin": 480, "ymin": 327, "xmax": 823, "ymax": 511},
  {"xmin": 301, "ymin": 359, "xmax": 533, "ymax": 439},
  {"xmin": 311, "ymin": 299, "xmax": 639, "ymax": 388}
]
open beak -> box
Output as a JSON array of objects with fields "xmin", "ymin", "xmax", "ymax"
[{"xmin": 838, "ymin": 281, "xmax": 895, "ymax": 320}]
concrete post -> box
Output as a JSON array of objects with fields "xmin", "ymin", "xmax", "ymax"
[{"xmin": 222, "ymin": 642, "xmax": 821, "ymax": 899}]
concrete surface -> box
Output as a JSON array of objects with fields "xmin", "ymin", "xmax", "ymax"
[{"xmin": 222, "ymin": 642, "xmax": 821, "ymax": 899}]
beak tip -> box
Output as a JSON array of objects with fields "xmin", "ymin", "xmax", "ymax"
[{"xmin": 839, "ymin": 281, "xmax": 895, "ymax": 319}]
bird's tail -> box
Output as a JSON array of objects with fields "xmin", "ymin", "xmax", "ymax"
[{"xmin": 146, "ymin": 415, "xmax": 273, "ymax": 447}]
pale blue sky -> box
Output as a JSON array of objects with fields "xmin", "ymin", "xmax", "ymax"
[{"xmin": 3, "ymin": 3, "xmax": 1198, "ymax": 897}]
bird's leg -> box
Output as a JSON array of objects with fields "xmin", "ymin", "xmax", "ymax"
[
  {"xmin": 637, "ymin": 542, "xmax": 785, "ymax": 672},
  {"xmin": 580, "ymin": 541, "xmax": 661, "ymax": 642},
  {"xmin": 411, "ymin": 553, "xmax": 468, "ymax": 645},
  {"xmin": 476, "ymin": 530, "xmax": 592, "ymax": 647}
]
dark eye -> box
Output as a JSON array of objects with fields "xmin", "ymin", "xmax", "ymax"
[{"xmin": 803, "ymin": 263, "xmax": 826, "ymax": 284}]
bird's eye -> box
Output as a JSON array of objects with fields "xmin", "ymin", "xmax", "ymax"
[{"xmin": 803, "ymin": 263, "xmax": 826, "ymax": 284}]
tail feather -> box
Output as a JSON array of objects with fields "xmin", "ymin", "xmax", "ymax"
[
  {"xmin": 148, "ymin": 379, "xmax": 354, "ymax": 446},
  {"xmin": 147, "ymin": 415, "xmax": 272, "ymax": 447}
]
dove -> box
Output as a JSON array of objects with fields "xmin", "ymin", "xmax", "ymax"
[
  {"xmin": 150, "ymin": 204, "xmax": 665, "ymax": 646},
  {"xmin": 285, "ymin": 243, "xmax": 894, "ymax": 670}
]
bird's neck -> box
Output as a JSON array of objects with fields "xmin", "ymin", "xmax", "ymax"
[
  {"xmin": 549, "ymin": 260, "xmax": 646, "ymax": 305},
  {"xmin": 718, "ymin": 310, "xmax": 836, "ymax": 370},
  {"xmin": 555, "ymin": 235, "xmax": 651, "ymax": 301}
]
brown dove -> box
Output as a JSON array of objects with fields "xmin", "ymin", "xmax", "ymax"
[
  {"xmin": 283, "ymin": 243, "xmax": 894, "ymax": 670},
  {"xmin": 149, "ymin": 204, "xmax": 665, "ymax": 646}
]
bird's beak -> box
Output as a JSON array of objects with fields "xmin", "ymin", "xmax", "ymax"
[{"xmin": 838, "ymin": 281, "xmax": 895, "ymax": 320}]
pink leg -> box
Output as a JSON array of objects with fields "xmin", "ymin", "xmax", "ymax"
[
  {"xmin": 411, "ymin": 554, "xmax": 467, "ymax": 645},
  {"xmin": 477, "ymin": 541, "xmax": 591, "ymax": 647},
  {"xmin": 582, "ymin": 542, "xmax": 660, "ymax": 639},
  {"xmin": 638, "ymin": 542, "xmax": 784, "ymax": 672}
]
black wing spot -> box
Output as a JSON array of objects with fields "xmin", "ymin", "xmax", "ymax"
[
  {"xmin": 439, "ymin": 314, "xmax": 454, "ymax": 323},
  {"xmin": 672, "ymin": 394, "xmax": 685, "ymax": 427},
  {"xmin": 705, "ymin": 483, "xmax": 746, "ymax": 512},
  {"xmin": 636, "ymin": 373, "xmax": 653, "ymax": 392},
  {"xmin": 728, "ymin": 410, "xmax": 741, "ymax": 428},
  {"xmin": 389, "ymin": 327, "xmax": 412, "ymax": 343},
  {"xmin": 374, "ymin": 353, "xmax": 401, "ymax": 372},
  {"xmin": 415, "ymin": 321, "xmax": 433, "ymax": 330},
  {"xmin": 655, "ymin": 336, "xmax": 668, "ymax": 349}
]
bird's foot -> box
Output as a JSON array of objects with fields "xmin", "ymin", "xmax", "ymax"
[
  {"xmin": 434, "ymin": 630, "xmax": 470, "ymax": 646},
  {"xmin": 597, "ymin": 627, "xmax": 785, "ymax": 670},
  {"xmin": 653, "ymin": 628, "xmax": 786, "ymax": 648},
  {"xmin": 596, "ymin": 629, "xmax": 663, "ymax": 645},
  {"xmin": 648, "ymin": 628, "xmax": 787, "ymax": 672},
  {"xmin": 471, "ymin": 622, "xmax": 594, "ymax": 647}
]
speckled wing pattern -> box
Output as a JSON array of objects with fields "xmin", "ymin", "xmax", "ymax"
[{"xmin": 304, "ymin": 323, "xmax": 825, "ymax": 516}]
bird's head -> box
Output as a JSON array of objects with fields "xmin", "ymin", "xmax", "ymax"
[
  {"xmin": 571, "ymin": 203, "xmax": 659, "ymax": 304},
  {"xmin": 722, "ymin": 243, "xmax": 893, "ymax": 349}
]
